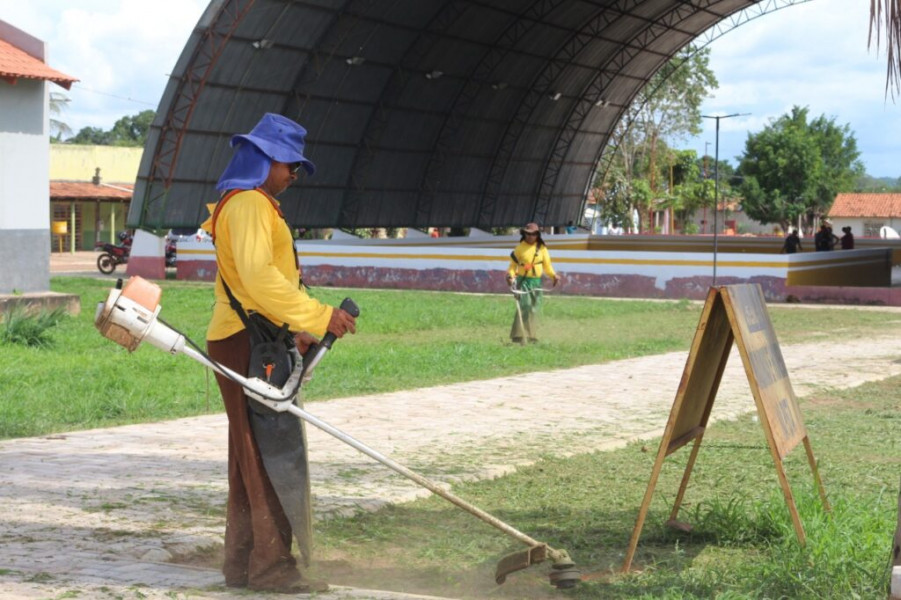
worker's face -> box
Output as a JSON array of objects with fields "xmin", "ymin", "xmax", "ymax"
[{"xmin": 261, "ymin": 160, "xmax": 301, "ymax": 196}]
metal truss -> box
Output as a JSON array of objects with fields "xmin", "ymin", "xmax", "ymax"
[
  {"xmin": 532, "ymin": 0, "xmax": 716, "ymax": 226},
  {"xmin": 586, "ymin": 0, "xmax": 814, "ymax": 227},
  {"xmin": 475, "ymin": 0, "xmax": 650, "ymax": 227},
  {"xmin": 412, "ymin": 0, "xmax": 568, "ymax": 227},
  {"xmin": 136, "ymin": 0, "xmax": 256, "ymax": 231},
  {"xmin": 340, "ymin": 0, "xmax": 470, "ymax": 227}
]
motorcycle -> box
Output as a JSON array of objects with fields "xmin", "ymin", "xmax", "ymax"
[
  {"xmin": 165, "ymin": 239, "xmax": 177, "ymax": 268},
  {"xmin": 95, "ymin": 231, "xmax": 133, "ymax": 274}
]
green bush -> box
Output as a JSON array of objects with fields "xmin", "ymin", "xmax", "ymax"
[{"xmin": 0, "ymin": 306, "xmax": 68, "ymax": 348}]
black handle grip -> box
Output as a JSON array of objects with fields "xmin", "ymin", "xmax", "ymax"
[{"xmin": 320, "ymin": 297, "xmax": 359, "ymax": 349}]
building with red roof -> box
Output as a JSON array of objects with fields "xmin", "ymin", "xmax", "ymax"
[
  {"xmin": 0, "ymin": 37, "xmax": 76, "ymax": 90},
  {"xmin": 0, "ymin": 19, "xmax": 77, "ymax": 294},
  {"xmin": 827, "ymin": 193, "xmax": 901, "ymax": 238}
]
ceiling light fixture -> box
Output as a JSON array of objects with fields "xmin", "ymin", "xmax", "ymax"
[
  {"xmin": 549, "ymin": 91, "xmax": 562, "ymax": 101},
  {"xmin": 425, "ymin": 70, "xmax": 443, "ymax": 80},
  {"xmin": 346, "ymin": 56, "xmax": 365, "ymax": 66},
  {"xmin": 251, "ymin": 39, "xmax": 274, "ymax": 49}
]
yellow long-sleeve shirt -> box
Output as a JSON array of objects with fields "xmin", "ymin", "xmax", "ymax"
[
  {"xmin": 203, "ymin": 189, "xmax": 332, "ymax": 341},
  {"xmin": 507, "ymin": 241, "xmax": 556, "ymax": 280}
]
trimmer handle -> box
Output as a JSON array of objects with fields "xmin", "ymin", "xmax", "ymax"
[
  {"xmin": 300, "ymin": 297, "xmax": 359, "ymax": 384},
  {"xmin": 320, "ymin": 297, "xmax": 360, "ymax": 350}
]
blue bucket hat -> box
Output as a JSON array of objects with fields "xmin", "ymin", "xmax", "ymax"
[{"xmin": 230, "ymin": 113, "xmax": 316, "ymax": 175}]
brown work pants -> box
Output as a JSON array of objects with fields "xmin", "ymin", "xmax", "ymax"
[{"xmin": 208, "ymin": 330, "xmax": 299, "ymax": 589}]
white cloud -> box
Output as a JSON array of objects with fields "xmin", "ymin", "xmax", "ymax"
[{"xmin": 1, "ymin": 0, "xmax": 207, "ymax": 131}]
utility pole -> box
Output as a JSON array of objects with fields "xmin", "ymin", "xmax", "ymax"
[
  {"xmin": 702, "ymin": 141, "xmax": 710, "ymax": 234},
  {"xmin": 701, "ymin": 113, "xmax": 749, "ymax": 285}
]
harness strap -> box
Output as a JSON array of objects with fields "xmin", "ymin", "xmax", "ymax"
[
  {"xmin": 210, "ymin": 187, "xmax": 284, "ymax": 243},
  {"xmin": 511, "ymin": 246, "xmax": 541, "ymax": 277}
]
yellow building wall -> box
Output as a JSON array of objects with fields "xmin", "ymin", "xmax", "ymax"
[
  {"xmin": 49, "ymin": 144, "xmax": 143, "ymax": 183},
  {"xmin": 49, "ymin": 145, "xmax": 142, "ymax": 250}
]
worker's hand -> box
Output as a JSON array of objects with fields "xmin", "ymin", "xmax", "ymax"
[
  {"xmin": 327, "ymin": 307, "xmax": 356, "ymax": 338},
  {"xmin": 553, "ymin": 276, "xmax": 559, "ymax": 287},
  {"xmin": 294, "ymin": 331, "xmax": 319, "ymax": 354}
]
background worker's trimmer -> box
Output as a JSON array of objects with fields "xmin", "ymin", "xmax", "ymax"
[
  {"xmin": 95, "ymin": 276, "xmax": 580, "ymax": 589},
  {"xmin": 510, "ymin": 281, "xmax": 527, "ymax": 346}
]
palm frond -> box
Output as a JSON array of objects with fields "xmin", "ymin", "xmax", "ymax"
[{"xmin": 869, "ymin": 0, "xmax": 901, "ymax": 98}]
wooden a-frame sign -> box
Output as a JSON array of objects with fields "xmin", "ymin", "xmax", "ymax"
[{"xmin": 622, "ymin": 284, "xmax": 830, "ymax": 572}]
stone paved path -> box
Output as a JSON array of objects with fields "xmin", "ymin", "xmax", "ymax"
[{"xmin": 2, "ymin": 325, "xmax": 901, "ymax": 599}]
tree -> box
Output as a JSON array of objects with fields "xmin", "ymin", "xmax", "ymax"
[
  {"xmin": 69, "ymin": 126, "xmax": 112, "ymax": 145},
  {"xmin": 596, "ymin": 45, "xmax": 718, "ymax": 232},
  {"xmin": 666, "ymin": 150, "xmax": 712, "ymax": 232},
  {"xmin": 737, "ymin": 106, "xmax": 863, "ymax": 234},
  {"xmin": 809, "ymin": 113, "xmax": 864, "ymax": 212},
  {"xmin": 68, "ymin": 110, "xmax": 155, "ymax": 146},
  {"xmin": 639, "ymin": 45, "xmax": 718, "ymax": 196},
  {"xmin": 49, "ymin": 92, "xmax": 72, "ymax": 141},
  {"xmin": 108, "ymin": 110, "xmax": 155, "ymax": 146},
  {"xmin": 855, "ymin": 174, "xmax": 901, "ymax": 192}
]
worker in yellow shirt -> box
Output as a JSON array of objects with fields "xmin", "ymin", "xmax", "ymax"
[
  {"xmin": 203, "ymin": 113, "xmax": 356, "ymax": 594},
  {"xmin": 506, "ymin": 222, "xmax": 558, "ymax": 344}
]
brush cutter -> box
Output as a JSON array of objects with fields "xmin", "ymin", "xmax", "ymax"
[
  {"xmin": 510, "ymin": 284, "xmax": 554, "ymax": 297},
  {"xmin": 94, "ymin": 276, "xmax": 579, "ymax": 589},
  {"xmin": 509, "ymin": 282, "xmax": 528, "ymax": 345},
  {"xmin": 509, "ymin": 282, "xmax": 554, "ymax": 345}
]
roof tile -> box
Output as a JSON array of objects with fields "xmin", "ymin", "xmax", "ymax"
[
  {"xmin": 50, "ymin": 181, "xmax": 133, "ymax": 201},
  {"xmin": 0, "ymin": 38, "xmax": 77, "ymax": 90},
  {"xmin": 829, "ymin": 193, "xmax": 901, "ymax": 218}
]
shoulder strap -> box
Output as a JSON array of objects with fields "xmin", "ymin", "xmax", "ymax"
[
  {"xmin": 220, "ymin": 277, "xmax": 252, "ymax": 329},
  {"xmin": 529, "ymin": 246, "xmax": 541, "ymax": 276},
  {"xmin": 510, "ymin": 246, "xmax": 541, "ymax": 276},
  {"xmin": 211, "ymin": 187, "xmax": 284, "ymax": 243}
]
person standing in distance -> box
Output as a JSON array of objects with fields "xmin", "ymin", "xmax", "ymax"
[
  {"xmin": 840, "ymin": 226, "xmax": 855, "ymax": 249},
  {"xmin": 506, "ymin": 222, "xmax": 558, "ymax": 343},
  {"xmin": 203, "ymin": 113, "xmax": 356, "ymax": 594},
  {"xmin": 780, "ymin": 228, "xmax": 802, "ymax": 254}
]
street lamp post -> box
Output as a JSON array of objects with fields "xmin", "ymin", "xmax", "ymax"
[{"xmin": 701, "ymin": 112, "xmax": 749, "ymax": 285}]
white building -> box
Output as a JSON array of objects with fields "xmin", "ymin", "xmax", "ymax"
[
  {"xmin": 0, "ymin": 19, "xmax": 76, "ymax": 293},
  {"xmin": 827, "ymin": 193, "xmax": 901, "ymax": 239}
]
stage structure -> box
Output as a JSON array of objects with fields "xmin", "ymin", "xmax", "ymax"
[{"xmin": 129, "ymin": 0, "xmax": 812, "ymax": 232}]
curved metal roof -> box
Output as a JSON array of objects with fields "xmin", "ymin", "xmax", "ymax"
[{"xmin": 129, "ymin": 0, "xmax": 770, "ymax": 232}]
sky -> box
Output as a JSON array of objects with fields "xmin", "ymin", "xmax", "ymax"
[
  {"xmin": 1, "ymin": 0, "xmax": 898, "ymax": 177},
  {"xmin": 0, "ymin": 0, "xmax": 208, "ymax": 132},
  {"xmin": 688, "ymin": 0, "xmax": 900, "ymax": 178}
]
